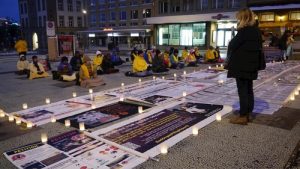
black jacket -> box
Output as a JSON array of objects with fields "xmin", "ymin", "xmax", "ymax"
[{"xmin": 227, "ymin": 26, "xmax": 263, "ymax": 80}]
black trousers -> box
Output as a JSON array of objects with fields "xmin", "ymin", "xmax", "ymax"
[{"xmin": 236, "ymin": 78, "xmax": 254, "ymax": 116}]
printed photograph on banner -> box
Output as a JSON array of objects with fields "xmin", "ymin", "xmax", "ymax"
[
  {"xmin": 84, "ymin": 94, "xmax": 115, "ymax": 102},
  {"xmin": 100, "ymin": 102, "xmax": 223, "ymax": 153},
  {"xmin": 142, "ymin": 95, "xmax": 173, "ymax": 104},
  {"xmin": 58, "ymin": 102, "xmax": 151, "ymax": 129},
  {"xmin": 3, "ymin": 142, "xmax": 72, "ymax": 169}
]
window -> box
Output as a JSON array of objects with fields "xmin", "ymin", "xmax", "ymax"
[
  {"xmin": 228, "ymin": 0, "xmax": 241, "ymax": 8},
  {"xmin": 143, "ymin": 9, "xmax": 151, "ymax": 18},
  {"xmin": 20, "ymin": 4, "xmax": 23, "ymax": 14},
  {"xmin": 130, "ymin": 0, "xmax": 139, "ymax": 6},
  {"xmin": 109, "ymin": 23, "xmax": 116, "ymax": 27},
  {"xmin": 90, "ymin": 14, "xmax": 96, "ymax": 23},
  {"xmin": 180, "ymin": 24, "xmax": 193, "ymax": 46},
  {"xmin": 131, "ymin": 10, "xmax": 138, "ymax": 19},
  {"xmin": 90, "ymin": 0, "xmax": 96, "ymax": 6},
  {"xmin": 260, "ymin": 13, "xmax": 274, "ymax": 21},
  {"xmin": 24, "ymin": 3, "xmax": 27, "ymax": 13},
  {"xmin": 130, "ymin": 22, "xmax": 138, "ymax": 26},
  {"xmin": 100, "ymin": 13, "xmax": 106, "ymax": 21},
  {"xmin": 38, "ymin": 16, "xmax": 42, "ymax": 27},
  {"xmin": 169, "ymin": 25, "xmax": 180, "ymax": 45},
  {"xmin": 21, "ymin": 18, "xmax": 25, "ymax": 27},
  {"xmin": 193, "ymin": 23, "xmax": 206, "ymax": 46},
  {"xmin": 120, "ymin": 11, "xmax": 126, "ymax": 20},
  {"xmin": 43, "ymin": 15, "xmax": 46, "ymax": 27},
  {"xmin": 76, "ymin": 1, "xmax": 81, "ymax": 12},
  {"xmin": 119, "ymin": 23, "xmax": 126, "ymax": 27},
  {"xmin": 25, "ymin": 18, "xmax": 29, "ymax": 27},
  {"xmin": 119, "ymin": 2, "xmax": 127, "ymax": 7},
  {"xmin": 37, "ymin": 0, "xmax": 41, "ymax": 11},
  {"xmin": 58, "ymin": 0, "xmax": 64, "ymax": 11},
  {"xmin": 68, "ymin": 16, "xmax": 74, "ymax": 27},
  {"xmin": 98, "ymin": 0, "xmax": 105, "ymax": 4},
  {"xmin": 67, "ymin": 0, "xmax": 73, "ymax": 11},
  {"xmin": 171, "ymin": 0, "xmax": 180, "ymax": 13},
  {"xmin": 99, "ymin": 5, "xmax": 106, "ymax": 10},
  {"xmin": 110, "ymin": 12, "xmax": 116, "ymax": 20},
  {"xmin": 212, "ymin": 0, "xmax": 224, "ymax": 9},
  {"xmin": 109, "ymin": 0, "xmax": 116, "ymax": 2},
  {"xmin": 77, "ymin": 17, "xmax": 82, "ymax": 27},
  {"xmin": 159, "ymin": 1, "xmax": 168, "ymax": 14},
  {"xmin": 158, "ymin": 25, "xmax": 169, "ymax": 45},
  {"xmin": 290, "ymin": 11, "xmax": 300, "ymax": 20},
  {"xmin": 198, "ymin": 0, "xmax": 208, "ymax": 10},
  {"xmin": 109, "ymin": 3, "xmax": 115, "ymax": 8},
  {"xmin": 42, "ymin": 0, "xmax": 46, "ymax": 10},
  {"xmin": 182, "ymin": 0, "xmax": 194, "ymax": 11},
  {"xmin": 59, "ymin": 16, "xmax": 64, "ymax": 27},
  {"xmin": 99, "ymin": 23, "xmax": 105, "ymax": 27},
  {"xmin": 144, "ymin": 0, "xmax": 152, "ymax": 3}
]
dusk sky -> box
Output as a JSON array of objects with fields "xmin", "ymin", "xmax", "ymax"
[{"xmin": 0, "ymin": 0, "xmax": 19, "ymax": 22}]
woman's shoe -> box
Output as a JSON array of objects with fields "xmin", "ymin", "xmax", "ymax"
[{"xmin": 229, "ymin": 116, "xmax": 248, "ymax": 125}]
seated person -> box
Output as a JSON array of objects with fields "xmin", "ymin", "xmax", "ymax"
[
  {"xmin": 29, "ymin": 55, "xmax": 49, "ymax": 80},
  {"xmin": 152, "ymin": 49, "xmax": 169, "ymax": 73},
  {"xmin": 144, "ymin": 49, "xmax": 153, "ymax": 64},
  {"xmin": 130, "ymin": 48, "xmax": 138, "ymax": 62},
  {"xmin": 70, "ymin": 51, "xmax": 83, "ymax": 71},
  {"xmin": 163, "ymin": 50, "xmax": 171, "ymax": 68},
  {"xmin": 101, "ymin": 53, "xmax": 119, "ymax": 74},
  {"xmin": 214, "ymin": 46, "xmax": 224, "ymax": 63},
  {"xmin": 131, "ymin": 50, "xmax": 153, "ymax": 76},
  {"xmin": 181, "ymin": 46, "xmax": 189, "ymax": 61},
  {"xmin": 170, "ymin": 49, "xmax": 184, "ymax": 69},
  {"xmin": 57, "ymin": 56, "xmax": 76, "ymax": 81},
  {"xmin": 79, "ymin": 56, "xmax": 105, "ymax": 88},
  {"xmin": 185, "ymin": 49, "xmax": 197, "ymax": 67},
  {"xmin": 111, "ymin": 50, "xmax": 124, "ymax": 66},
  {"xmin": 205, "ymin": 46, "xmax": 217, "ymax": 63},
  {"xmin": 16, "ymin": 54, "xmax": 29, "ymax": 75},
  {"xmin": 93, "ymin": 50, "xmax": 104, "ymax": 75},
  {"xmin": 194, "ymin": 47, "xmax": 202, "ymax": 61}
]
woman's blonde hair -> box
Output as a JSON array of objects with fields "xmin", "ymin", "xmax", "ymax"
[{"xmin": 236, "ymin": 8, "xmax": 256, "ymax": 29}]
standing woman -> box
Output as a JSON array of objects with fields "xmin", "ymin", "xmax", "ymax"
[{"xmin": 226, "ymin": 8, "xmax": 265, "ymax": 125}]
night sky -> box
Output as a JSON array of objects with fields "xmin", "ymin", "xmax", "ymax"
[{"xmin": 0, "ymin": 0, "xmax": 19, "ymax": 22}]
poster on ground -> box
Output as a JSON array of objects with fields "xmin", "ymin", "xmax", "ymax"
[
  {"xmin": 95, "ymin": 102, "xmax": 223, "ymax": 153},
  {"xmin": 58, "ymin": 102, "xmax": 151, "ymax": 129}
]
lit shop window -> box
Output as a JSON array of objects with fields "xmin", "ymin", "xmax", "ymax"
[
  {"xmin": 180, "ymin": 24, "xmax": 193, "ymax": 46},
  {"xmin": 193, "ymin": 23, "xmax": 206, "ymax": 46},
  {"xmin": 290, "ymin": 12, "xmax": 300, "ymax": 20},
  {"xmin": 169, "ymin": 25, "xmax": 180, "ymax": 46},
  {"xmin": 158, "ymin": 25, "xmax": 169, "ymax": 45},
  {"xmin": 143, "ymin": 9, "xmax": 151, "ymax": 18},
  {"xmin": 260, "ymin": 13, "xmax": 275, "ymax": 21}
]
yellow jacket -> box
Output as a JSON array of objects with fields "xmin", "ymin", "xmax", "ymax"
[
  {"xmin": 164, "ymin": 53, "xmax": 171, "ymax": 67},
  {"xmin": 186, "ymin": 53, "xmax": 196, "ymax": 63},
  {"xmin": 93, "ymin": 55, "xmax": 103, "ymax": 67},
  {"xmin": 15, "ymin": 40, "xmax": 28, "ymax": 53},
  {"xmin": 181, "ymin": 50, "xmax": 189, "ymax": 60},
  {"xmin": 80, "ymin": 64, "xmax": 94, "ymax": 80},
  {"xmin": 133, "ymin": 56, "xmax": 148, "ymax": 73},
  {"xmin": 205, "ymin": 49, "xmax": 215, "ymax": 61},
  {"xmin": 147, "ymin": 52, "xmax": 152, "ymax": 64}
]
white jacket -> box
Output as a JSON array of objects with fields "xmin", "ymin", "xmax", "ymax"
[
  {"xmin": 29, "ymin": 62, "xmax": 45, "ymax": 73},
  {"xmin": 17, "ymin": 60, "xmax": 29, "ymax": 70}
]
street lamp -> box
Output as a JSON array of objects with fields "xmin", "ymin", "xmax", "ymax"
[{"xmin": 82, "ymin": 9, "xmax": 87, "ymax": 14}]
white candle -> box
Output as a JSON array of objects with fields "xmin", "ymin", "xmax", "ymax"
[
  {"xmin": 295, "ymin": 90, "xmax": 299, "ymax": 96},
  {"xmin": 90, "ymin": 94, "xmax": 94, "ymax": 101},
  {"xmin": 160, "ymin": 144, "xmax": 168, "ymax": 155},
  {"xmin": 183, "ymin": 71, "xmax": 186, "ymax": 75},
  {"xmin": 192, "ymin": 127, "xmax": 198, "ymax": 136},
  {"xmin": 91, "ymin": 104, "xmax": 96, "ymax": 109},
  {"xmin": 8, "ymin": 115, "xmax": 14, "ymax": 122},
  {"xmin": 298, "ymin": 86, "xmax": 300, "ymax": 91},
  {"xmin": 45, "ymin": 98, "xmax": 50, "ymax": 104},
  {"xmin": 218, "ymin": 80, "xmax": 224, "ymax": 86},
  {"xmin": 174, "ymin": 73, "xmax": 177, "ymax": 78},
  {"xmin": 65, "ymin": 119, "xmax": 71, "ymax": 127},
  {"xmin": 41, "ymin": 133, "xmax": 48, "ymax": 143},
  {"xmin": 15, "ymin": 118, "xmax": 21, "ymax": 125},
  {"xmin": 182, "ymin": 91, "xmax": 187, "ymax": 97},
  {"xmin": 216, "ymin": 65, "xmax": 219, "ymax": 68},
  {"xmin": 120, "ymin": 96, "xmax": 124, "ymax": 102},
  {"xmin": 162, "ymin": 76, "xmax": 165, "ymax": 80},
  {"xmin": 138, "ymin": 78, "xmax": 142, "ymax": 83},
  {"xmin": 221, "ymin": 64, "xmax": 223, "ymax": 67},
  {"xmin": 216, "ymin": 113, "xmax": 222, "ymax": 121},
  {"xmin": 27, "ymin": 122, "xmax": 33, "ymax": 129},
  {"xmin": 22, "ymin": 103, "xmax": 28, "ymax": 109},
  {"xmin": 290, "ymin": 95, "xmax": 295, "ymax": 101},
  {"xmin": 208, "ymin": 66, "xmax": 211, "ymax": 69},
  {"xmin": 89, "ymin": 89, "xmax": 93, "ymax": 94},
  {"xmin": 79, "ymin": 122, "xmax": 85, "ymax": 131},
  {"xmin": 153, "ymin": 76, "xmax": 156, "ymax": 80},
  {"xmin": 51, "ymin": 116, "xmax": 56, "ymax": 123},
  {"xmin": 72, "ymin": 92, "xmax": 77, "ymax": 98},
  {"xmin": 0, "ymin": 109, "xmax": 5, "ymax": 118},
  {"xmin": 121, "ymin": 83, "xmax": 125, "ymax": 87},
  {"xmin": 138, "ymin": 106, "xmax": 143, "ymax": 114}
]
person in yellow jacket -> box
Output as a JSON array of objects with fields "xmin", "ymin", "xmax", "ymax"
[
  {"xmin": 79, "ymin": 56, "xmax": 105, "ymax": 88},
  {"xmin": 15, "ymin": 38, "xmax": 28, "ymax": 58},
  {"xmin": 163, "ymin": 50, "xmax": 171, "ymax": 68},
  {"xmin": 205, "ymin": 46, "xmax": 217, "ymax": 63},
  {"xmin": 93, "ymin": 50, "xmax": 104, "ymax": 74},
  {"xmin": 181, "ymin": 46, "xmax": 189, "ymax": 61},
  {"xmin": 28, "ymin": 55, "xmax": 49, "ymax": 80},
  {"xmin": 129, "ymin": 50, "xmax": 152, "ymax": 77},
  {"xmin": 185, "ymin": 49, "xmax": 197, "ymax": 67}
]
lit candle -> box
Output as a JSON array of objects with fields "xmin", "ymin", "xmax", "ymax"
[
  {"xmin": 72, "ymin": 92, "xmax": 77, "ymax": 98},
  {"xmin": 290, "ymin": 95, "xmax": 295, "ymax": 101},
  {"xmin": 15, "ymin": 118, "xmax": 21, "ymax": 125},
  {"xmin": 0, "ymin": 109, "xmax": 5, "ymax": 118},
  {"xmin": 121, "ymin": 83, "xmax": 124, "ymax": 87},
  {"xmin": 22, "ymin": 103, "xmax": 28, "ymax": 109},
  {"xmin": 89, "ymin": 89, "xmax": 93, "ymax": 94},
  {"xmin": 218, "ymin": 79, "xmax": 224, "ymax": 86},
  {"xmin": 41, "ymin": 133, "xmax": 48, "ymax": 143},
  {"xmin": 174, "ymin": 73, "xmax": 177, "ymax": 78},
  {"xmin": 120, "ymin": 96, "xmax": 124, "ymax": 101},
  {"xmin": 90, "ymin": 94, "xmax": 94, "ymax": 101},
  {"xmin": 91, "ymin": 104, "xmax": 96, "ymax": 109},
  {"xmin": 162, "ymin": 76, "xmax": 165, "ymax": 80},
  {"xmin": 295, "ymin": 90, "xmax": 299, "ymax": 96},
  {"xmin": 27, "ymin": 122, "xmax": 33, "ymax": 129},
  {"xmin": 183, "ymin": 71, "xmax": 186, "ymax": 75},
  {"xmin": 8, "ymin": 115, "xmax": 14, "ymax": 122},
  {"xmin": 216, "ymin": 113, "xmax": 222, "ymax": 121},
  {"xmin": 192, "ymin": 126, "xmax": 198, "ymax": 136},
  {"xmin": 51, "ymin": 116, "xmax": 56, "ymax": 123},
  {"xmin": 208, "ymin": 66, "xmax": 211, "ymax": 69},
  {"xmin": 298, "ymin": 86, "xmax": 300, "ymax": 91},
  {"xmin": 79, "ymin": 122, "xmax": 85, "ymax": 131},
  {"xmin": 160, "ymin": 144, "xmax": 168, "ymax": 155},
  {"xmin": 138, "ymin": 106, "xmax": 143, "ymax": 114},
  {"xmin": 216, "ymin": 65, "xmax": 219, "ymax": 68},
  {"xmin": 45, "ymin": 98, "xmax": 50, "ymax": 104},
  {"xmin": 65, "ymin": 119, "xmax": 71, "ymax": 127},
  {"xmin": 221, "ymin": 64, "xmax": 223, "ymax": 67},
  {"xmin": 153, "ymin": 76, "xmax": 156, "ymax": 80},
  {"xmin": 138, "ymin": 78, "xmax": 142, "ymax": 83},
  {"xmin": 182, "ymin": 91, "xmax": 187, "ymax": 97}
]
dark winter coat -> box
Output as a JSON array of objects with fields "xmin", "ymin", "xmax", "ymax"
[{"xmin": 227, "ymin": 25, "xmax": 264, "ymax": 80}]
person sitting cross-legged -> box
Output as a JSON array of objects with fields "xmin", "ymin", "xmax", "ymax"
[
  {"xmin": 185, "ymin": 49, "xmax": 197, "ymax": 67},
  {"xmin": 132, "ymin": 50, "xmax": 153, "ymax": 76},
  {"xmin": 170, "ymin": 49, "xmax": 184, "ymax": 69},
  {"xmin": 152, "ymin": 49, "xmax": 169, "ymax": 73},
  {"xmin": 101, "ymin": 53, "xmax": 119, "ymax": 74},
  {"xmin": 16, "ymin": 54, "xmax": 29, "ymax": 76},
  {"xmin": 28, "ymin": 55, "xmax": 49, "ymax": 80},
  {"xmin": 93, "ymin": 50, "xmax": 104, "ymax": 75},
  {"xmin": 79, "ymin": 56, "xmax": 105, "ymax": 88},
  {"xmin": 57, "ymin": 56, "xmax": 76, "ymax": 81}
]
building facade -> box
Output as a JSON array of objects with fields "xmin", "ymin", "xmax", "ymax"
[
  {"xmin": 18, "ymin": 0, "xmax": 87, "ymax": 51},
  {"xmin": 147, "ymin": 0, "xmax": 247, "ymax": 49},
  {"xmin": 80, "ymin": 0, "xmax": 154, "ymax": 50}
]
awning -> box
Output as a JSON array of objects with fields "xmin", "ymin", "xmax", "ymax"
[
  {"xmin": 146, "ymin": 12, "xmax": 237, "ymax": 24},
  {"xmin": 250, "ymin": 4, "xmax": 300, "ymax": 11},
  {"xmin": 78, "ymin": 28, "xmax": 151, "ymax": 33}
]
